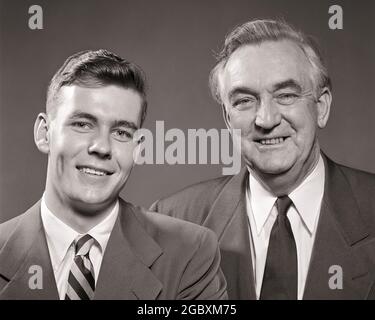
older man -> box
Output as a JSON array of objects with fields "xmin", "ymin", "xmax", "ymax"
[
  {"xmin": 0, "ymin": 49, "xmax": 227, "ymax": 300},
  {"xmin": 151, "ymin": 19, "xmax": 375, "ymax": 299}
]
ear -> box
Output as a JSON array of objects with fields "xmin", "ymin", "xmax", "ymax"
[
  {"xmin": 316, "ymin": 87, "xmax": 332, "ymax": 128},
  {"xmin": 132, "ymin": 130, "xmax": 145, "ymax": 165},
  {"xmin": 34, "ymin": 113, "xmax": 50, "ymax": 154},
  {"xmin": 135, "ymin": 133, "xmax": 145, "ymax": 145},
  {"xmin": 222, "ymin": 103, "xmax": 232, "ymax": 129}
]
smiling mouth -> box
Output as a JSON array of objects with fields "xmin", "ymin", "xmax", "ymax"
[
  {"xmin": 255, "ymin": 136, "xmax": 289, "ymax": 145},
  {"xmin": 76, "ymin": 166, "xmax": 113, "ymax": 176}
]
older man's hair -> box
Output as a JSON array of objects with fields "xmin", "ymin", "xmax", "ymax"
[
  {"xmin": 209, "ymin": 19, "xmax": 331, "ymax": 104},
  {"xmin": 46, "ymin": 49, "xmax": 148, "ymax": 126}
]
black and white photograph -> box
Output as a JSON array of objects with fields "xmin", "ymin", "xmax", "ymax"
[{"xmin": 0, "ymin": 0, "xmax": 375, "ymax": 307}]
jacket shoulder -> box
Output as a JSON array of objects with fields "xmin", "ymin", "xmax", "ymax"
[
  {"xmin": 150, "ymin": 175, "xmax": 233, "ymax": 223},
  {"xmin": 135, "ymin": 204, "xmax": 218, "ymax": 247},
  {"xmin": 334, "ymin": 162, "xmax": 375, "ymax": 225},
  {"xmin": 0, "ymin": 214, "xmax": 25, "ymax": 249},
  {"xmin": 333, "ymin": 161, "xmax": 375, "ymax": 199},
  {"xmin": 338, "ymin": 163, "xmax": 375, "ymax": 188},
  {"xmin": 161, "ymin": 175, "xmax": 232, "ymax": 202}
]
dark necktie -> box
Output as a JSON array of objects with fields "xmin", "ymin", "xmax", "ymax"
[
  {"xmin": 260, "ymin": 196, "xmax": 298, "ymax": 300},
  {"xmin": 65, "ymin": 234, "xmax": 96, "ymax": 300}
]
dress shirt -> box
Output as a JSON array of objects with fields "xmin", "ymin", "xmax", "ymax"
[
  {"xmin": 40, "ymin": 195, "xmax": 119, "ymax": 299},
  {"xmin": 246, "ymin": 155, "xmax": 325, "ymax": 300}
]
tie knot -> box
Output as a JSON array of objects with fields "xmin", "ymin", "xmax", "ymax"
[
  {"xmin": 75, "ymin": 234, "xmax": 95, "ymax": 256},
  {"xmin": 276, "ymin": 196, "xmax": 293, "ymax": 216}
]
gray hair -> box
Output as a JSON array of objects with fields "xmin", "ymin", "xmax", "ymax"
[{"xmin": 209, "ymin": 19, "xmax": 331, "ymax": 104}]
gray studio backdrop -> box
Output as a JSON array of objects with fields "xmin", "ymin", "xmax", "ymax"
[{"xmin": 1, "ymin": 0, "xmax": 374, "ymax": 222}]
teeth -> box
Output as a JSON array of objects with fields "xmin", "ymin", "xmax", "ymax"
[
  {"xmin": 79, "ymin": 167, "xmax": 106, "ymax": 176},
  {"xmin": 260, "ymin": 137, "xmax": 285, "ymax": 145}
]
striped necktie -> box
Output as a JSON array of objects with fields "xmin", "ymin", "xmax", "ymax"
[{"xmin": 65, "ymin": 234, "xmax": 96, "ymax": 300}]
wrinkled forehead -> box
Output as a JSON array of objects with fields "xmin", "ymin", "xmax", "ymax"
[{"xmin": 218, "ymin": 40, "xmax": 315, "ymax": 97}]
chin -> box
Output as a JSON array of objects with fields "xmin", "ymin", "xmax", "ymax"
[
  {"xmin": 72, "ymin": 189, "xmax": 114, "ymax": 206},
  {"xmin": 260, "ymin": 166, "xmax": 290, "ymax": 175},
  {"xmin": 252, "ymin": 158, "xmax": 295, "ymax": 176}
]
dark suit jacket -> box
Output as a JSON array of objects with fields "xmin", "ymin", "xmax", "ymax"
[
  {"xmin": 0, "ymin": 198, "xmax": 227, "ymax": 300},
  {"xmin": 151, "ymin": 154, "xmax": 375, "ymax": 299}
]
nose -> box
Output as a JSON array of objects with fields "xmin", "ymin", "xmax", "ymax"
[
  {"xmin": 88, "ymin": 131, "xmax": 112, "ymax": 160},
  {"xmin": 254, "ymin": 96, "xmax": 281, "ymax": 130}
]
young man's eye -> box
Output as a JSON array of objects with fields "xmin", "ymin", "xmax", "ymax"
[
  {"xmin": 71, "ymin": 121, "xmax": 92, "ymax": 130},
  {"xmin": 113, "ymin": 129, "xmax": 133, "ymax": 141}
]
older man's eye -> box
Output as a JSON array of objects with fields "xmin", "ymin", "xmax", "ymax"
[
  {"xmin": 276, "ymin": 93, "xmax": 299, "ymax": 105},
  {"xmin": 233, "ymin": 97, "xmax": 256, "ymax": 108}
]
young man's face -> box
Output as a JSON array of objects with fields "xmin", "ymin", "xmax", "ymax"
[{"xmin": 42, "ymin": 84, "xmax": 142, "ymax": 213}]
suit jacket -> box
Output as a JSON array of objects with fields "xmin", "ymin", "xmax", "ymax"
[
  {"xmin": 151, "ymin": 154, "xmax": 375, "ymax": 299},
  {"xmin": 0, "ymin": 198, "xmax": 227, "ymax": 300}
]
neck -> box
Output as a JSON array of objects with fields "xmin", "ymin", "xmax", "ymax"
[
  {"xmin": 43, "ymin": 191, "xmax": 117, "ymax": 233},
  {"xmin": 251, "ymin": 143, "xmax": 321, "ymax": 197}
]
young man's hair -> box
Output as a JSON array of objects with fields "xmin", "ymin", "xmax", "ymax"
[
  {"xmin": 46, "ymin": 49, "xmax": 148, "ymax": 126},
  {"xmin": 209, "ymin": 19, "xmax": 331, "ymax": 104}
]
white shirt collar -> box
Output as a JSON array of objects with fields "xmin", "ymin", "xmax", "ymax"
[
  {"xmin": 41, "ymin": 195, "xmax": 119, "ymax": 268},
  {"xmin": 249, "ymin": 155, "xmax": 325, "ymax": 235}
]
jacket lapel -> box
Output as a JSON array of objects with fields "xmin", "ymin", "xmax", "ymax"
[
  {"xmin": 94, "ymin": 199, "xmax": 163, "ymax": 300},
  {"xmin": 0, "ymin": 199, "xmax": 164, "ymax": 300},
  {"xmin": 0, "ymin": 201, "xmax": 59, "ymax": 300},
  {"xmin": 204, "ymin": 168, "xmax": 256, "ymax": 299},
  {"xmin": 204, "ymin": 156, "xmax": 374, "ymax": 299},
  {"xmin": 303, "ymin": 155, "xmax": 373, "ymax": 299}
]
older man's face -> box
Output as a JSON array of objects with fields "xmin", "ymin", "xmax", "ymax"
[{"xmin": 219, "ymin": 40, "xmax": 330, "ymax": 183}]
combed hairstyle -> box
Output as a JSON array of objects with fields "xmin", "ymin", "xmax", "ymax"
[
  {"xmin": 46, "ymin": 49, "xmax": 148, "ymax": 126},
  {"xmin": 209, "ymin": 19, "xmax": 332, "ymax": 104}
]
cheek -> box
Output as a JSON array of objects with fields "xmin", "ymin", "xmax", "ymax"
[
  {"xmin": 114, "ymin": 143, "xmax": 136, "ymax": 172},
  {"xmin": 50, "ymin": 133, "xmax": 87, "ymax": 169},
  {"xmin": 291, "ymin": 112, "xmax": 317, "ymax": 150},
  {"xmin": 228, "ymin": 109, "xmax": 255, "ymax": 136}
]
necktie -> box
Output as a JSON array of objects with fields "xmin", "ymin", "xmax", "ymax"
[
  {"xmin": 260, "ymin": 196, "xmax": 298, "ymax": 300},
  {"xmin": 65, "ymin": 234, "xmax": 96, "ymax": 300}
]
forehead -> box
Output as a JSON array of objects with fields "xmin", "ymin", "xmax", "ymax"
[
  {"xmin": 53, "ymin": 85, "xmax": 143, "ymax": 125},
  {"xmin": 219, "ymin": 40, "xmax": 313, "ymax": 94}
]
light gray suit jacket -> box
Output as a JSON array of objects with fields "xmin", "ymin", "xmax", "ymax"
[{"xmin": 0, "ymin": 198, "xmax": 227, "ymax": 300}]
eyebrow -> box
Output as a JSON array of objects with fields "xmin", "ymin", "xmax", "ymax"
[
  {"xmin": 113, "ymin": 120, "xmax": 139, "ymax": 131},
  {"xmin": 69, "ymin": 112, "xmax": 98, "ymax": 123},
  {"xmin": 272, "ymin": 79, "xmax": 302, "ymax": 92},
  {"xmin": 69, "ymin": 112, "xmax": 139, "ymax": 130}
]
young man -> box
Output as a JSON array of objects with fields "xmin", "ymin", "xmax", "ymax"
[{"xmin": 0, "ymin": 49, "xmax": 227, "ymax": 300}]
